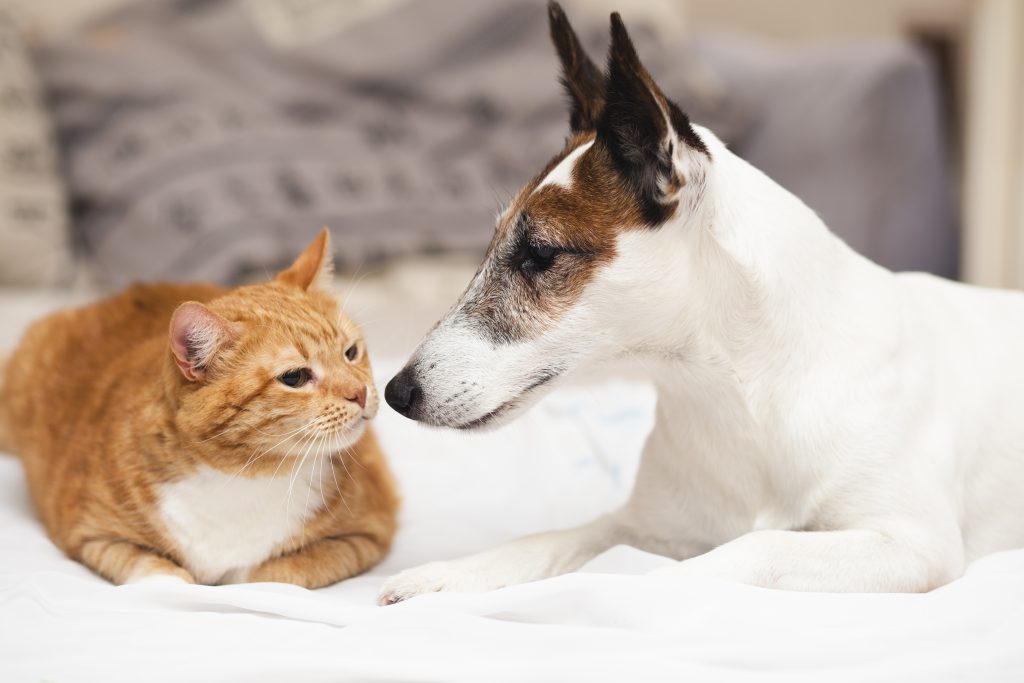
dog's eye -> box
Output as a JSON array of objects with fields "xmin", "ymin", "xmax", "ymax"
[
  {"xmin": 532, "ymin": 244, "xmax": 556, "ymax": 262},
  {"xmin": 523, "ymin": 242, "xmax": 559, "ymax": 273},
  {"xmin": 344, "ymin": 343, "xmax": 360, "ymax": 362},
  {"xmin": 278, "ymin": 368, "xmax": 311, "ymax": 388}
]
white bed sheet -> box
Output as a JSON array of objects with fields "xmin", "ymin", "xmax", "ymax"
[{"xmin": 1, "ymin": 301, "xmax": 1023, "ymax": 681}]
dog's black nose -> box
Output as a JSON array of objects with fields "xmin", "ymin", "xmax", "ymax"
[{"xmin": 385, "ymin": 367, "xmax": 422, "ymax": 418}]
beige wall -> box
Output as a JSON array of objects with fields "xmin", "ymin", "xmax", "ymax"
[
  {"xmin": 961, "ymin": 0, "xmax": 1024, "ymax": 287},
  {"xmin": 682, "ymin": 0, "xmax": 1024, "ymax": 288},
  {"xmin": 0, "ymin": 0, "xmax": 133, "ymax": 36},
  {"xmin": 682, "ymin": 0, "xmax": 970, "ymax": 42}
]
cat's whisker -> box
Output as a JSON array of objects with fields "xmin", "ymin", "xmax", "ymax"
[
  {"xmin": 242, "ymin": 420, "xmax": 321, "ymax": 439},
  {"xmin": 235, "ymin": 416, "xmax": 322, "ymax": 481},
  {"xmin": 345, "ymin": 298, "xmax": 379, "ymax": 320},
  {"xmin": 191, "ymin": 423, "xmax": 243, "ymax": 445},
  {"xmin": 347, "ymin": 307, "xmax": 375, "ymax": 324},
  {"xmin": 268, "ymin": 419, "xmax": 322, "ymax": 491},
  {"xmin": 331, "ymin": 447, "xmax": 355, "ymax": 517},
  {"xmin": 236, "ymin": 425, "xmax": 305, "ymax": 479},
  {"xmin": 338, "ymin": 264, "xmax": 364, "ymax": 310},
  {"xmin": 303, "ymin": 433, "xmax": 325, "ymax": 520},
  {"xmin": 311, "ymin": 438, "xmax": 324, "ymax": 525},
  {"xmin": 331, "ymin": 446, "xmax": 360, "ymax": 505},
  {"xmin": 286, "ymin": 426, "xmax": 321, "ymax": 517},
  {"xmin": 316, "ymin": 437, "xmax": 339, "ymax": 522},
  {"xmin": 327, "ymin": 447, "xmax": 348, "ymax": 516},
  {"xmin": 322, "ymin": 433, "xmax": 351, "ymax": 518},
  {"xmin": 342, "ymin": 444, "xmax": 369, "ymax": 473},
  {"xmin": 335, "ymin": 445, "xmax": 358, "ymax": 495},
  {"xmin": 350, "ymin": 316, "xmax": 386, "ymax": 330},
  {"xmin": 311, "ymin": 434, "xmax": 334, "ymax": 522},
  {"xmin": 191, "ymin": 411, "xmax": 306, "ymax": 445},
  {"xmin": 340, "ymin": 265, "xmax": 375, "ymax": 313},
  {"xmin": 284, "ymin": 428, "xmax": 317, "ymax": 495},
  {"xmin": 235, "ymin": 446, "xmax": 265, "ymax": 479},
  {"xmin": 248, "ymin": 414, "xmax": 327, "ymax": 440}
]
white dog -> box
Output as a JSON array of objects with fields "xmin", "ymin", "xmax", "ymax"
[{"xmin": 379, "ymin": 2, "xmax": 1024, "ymax": 604}]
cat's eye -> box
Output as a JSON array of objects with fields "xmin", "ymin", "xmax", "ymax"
[
  {"xmin": 278, "ymin": 368, "xmax": 311, "ymax": 388},
  {"xmin": 344, "ymin": 343, "xmax": 360, "ymax": 362}
]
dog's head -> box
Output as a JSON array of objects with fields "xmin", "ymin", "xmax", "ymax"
[{"xmin": 386, "ymin": 3, "xmax": 714, "ymax": 429}]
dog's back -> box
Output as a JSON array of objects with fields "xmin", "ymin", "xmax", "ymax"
[{"xmin": 894, "ymin": 272, "xmax": 1024, "ymax": 558}]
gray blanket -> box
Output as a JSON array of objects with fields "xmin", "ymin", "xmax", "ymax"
[{"xmin": 35, "ymin": 0, "xmax": 956, "ymax": 285}]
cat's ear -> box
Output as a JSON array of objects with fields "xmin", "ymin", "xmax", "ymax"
[
  {"xmin": 275, "ymin": 228, "xmax": 334, "ymax": 290},
  {"xmin": 169, "ymin": 302, "xmax": 238, "ymax": 382}
]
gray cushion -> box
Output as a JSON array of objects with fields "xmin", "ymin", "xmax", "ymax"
[
  {"xmin": 34, "ymin": 0, "xmax": 736, "ymax": 286},
  {"xmin": 34, "ymin": 0, "xmax": 956, "ymax": 285},
  {"xmin": 692, "ymin": 33, "xmax": 958, "ymax": 278}
]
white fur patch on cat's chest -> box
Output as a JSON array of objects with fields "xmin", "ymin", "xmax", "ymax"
[{"xmin": 157, "ymin": 459, "xmax": 330, "ymax": 584}]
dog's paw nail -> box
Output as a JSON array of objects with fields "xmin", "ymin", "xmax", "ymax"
[{"xmin": 378, "ymin": 563, "xmax": 454, "ymax": 604}]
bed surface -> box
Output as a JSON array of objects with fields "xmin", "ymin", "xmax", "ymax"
[{"xmin": 1, "ymin": 279, "xmax": 1023, "ymax": 682}]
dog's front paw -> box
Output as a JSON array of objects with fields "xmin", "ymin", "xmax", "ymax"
[
  {"xmin": 378, "ymin": 561, "xmax": 450, "ymax": 605},
  {"xmin": 378, "ymin": 559, "xmax": 510, "ymax": 605}
]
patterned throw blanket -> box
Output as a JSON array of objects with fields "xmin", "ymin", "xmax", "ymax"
[
  {"xmin": 34, "ymin": 0, "xmax": 954, "ymax": 285},
  {"xmin": 0, "ymin": 10, "xmax": 72, "ymax": 286},
  {"xmin": 32, "ymin": 0, "xmax": 729, "ymax": 285}
]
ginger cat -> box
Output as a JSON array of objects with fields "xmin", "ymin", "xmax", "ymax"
[{"xmin": 0, "ymin": 230, "xmax": 398, "ymax": 587}]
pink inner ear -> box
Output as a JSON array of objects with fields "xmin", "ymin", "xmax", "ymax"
[{"xmin": 169, "ymin": 302, "xmax": 233, "ymax": 382}]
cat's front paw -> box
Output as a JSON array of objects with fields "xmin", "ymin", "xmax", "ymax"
[
  {"xmin": 123, "ymin": 565, "xmax": 196, "ymax": 585},
  {"xmin": 378, "ymin": 560, "xmax": 504, "ymax": 605}
]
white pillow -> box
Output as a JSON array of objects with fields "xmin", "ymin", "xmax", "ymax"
[{"xmin": 0, "ymin": 10, "xmax": 73, "ymax": 286}]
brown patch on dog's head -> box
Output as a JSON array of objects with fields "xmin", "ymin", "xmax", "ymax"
[
  {"xmin": 454, "ymin": 7, "xmax": 709, "ymax": 344},
  {"xmin": 454, "ymin": 132, "xmax": 635, "ymax": 342},
  {"xmin": 385, "ymin": 6, "xmax": 715, "ymax": 428}
]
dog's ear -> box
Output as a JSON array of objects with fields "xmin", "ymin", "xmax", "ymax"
[
  {"xmin": 548, "ymin": 1, "xmax": 604, "ymax": 133},
  {"xmin": 597, "ymin": 12, "xmax": 708, "ymax": 225}
]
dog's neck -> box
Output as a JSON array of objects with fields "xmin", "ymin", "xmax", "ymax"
[{"xmin": 646, "ymin": 135, "xmax": 895, "ymax": 416}]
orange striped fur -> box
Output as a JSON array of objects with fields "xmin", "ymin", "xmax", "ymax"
[{"xmin": 0, "ymin": 230, "xmax": 398, "ymax": 587}]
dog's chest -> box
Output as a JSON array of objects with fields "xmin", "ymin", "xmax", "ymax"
[{"xmin": 156, "ymin": 460, "xmax": 330, "ymax": 583}]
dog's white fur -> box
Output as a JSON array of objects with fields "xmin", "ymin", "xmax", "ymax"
[{"xmin": 379, "ymin": 123, "xmax": 1024, "ymax": 603}]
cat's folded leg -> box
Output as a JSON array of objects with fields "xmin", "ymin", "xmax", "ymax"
[
  {"xmin": 78, "ymin": 538, "xmax": 196, "ymax": 584},
  {"xmin": 240, "ymin": 533, "xmax": 387, "ymax": 589}
]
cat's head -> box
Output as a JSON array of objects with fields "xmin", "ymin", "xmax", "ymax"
[{"xmin": 167, "ymin": 230, "xmax": 377, "ymax": 470}]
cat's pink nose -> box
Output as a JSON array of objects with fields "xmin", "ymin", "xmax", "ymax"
[{"xmin": 348, "ymin": 386, "xmax": 367, "ymax": 410}]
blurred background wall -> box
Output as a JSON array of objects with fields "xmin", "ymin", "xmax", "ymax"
[
  {"xmin": 0, "ymin": 0, "xmax": 1021, "ymax": 289},
  {"xmin": 682, "ymin": 0, "xmax": 1024, "ymax": 288}
]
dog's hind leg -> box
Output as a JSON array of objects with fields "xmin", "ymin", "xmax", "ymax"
[
  {"xmin": 378, "ymin": 513, "xmax": 640, "ymax": 604},
  {"xmin": 650, "ymin": 527, "xmax": 964, "ymax": 592}
]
